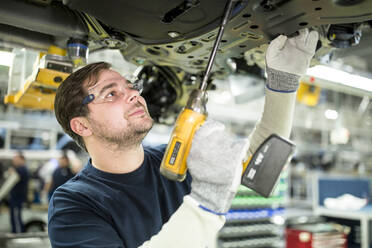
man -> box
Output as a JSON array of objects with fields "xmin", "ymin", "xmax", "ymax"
[
  {"xmin": 48, "ymin": 29, "xmax": 318, "ymax": 247},
  {"xmin": 9, "ymin": 151, "xmax": 29, "ymax": 233},
  {"xmin": 47, "ymin": 153, "xmax": 75, "ymax": 200}
]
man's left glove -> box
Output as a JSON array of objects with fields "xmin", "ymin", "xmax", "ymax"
[
  {"xmin": 265, "ymin": 28, "xmax": 319, "ymax": 92},
  {"xmin": 187, "ymin": 119, "xmax": 249, "ymax": 214}
]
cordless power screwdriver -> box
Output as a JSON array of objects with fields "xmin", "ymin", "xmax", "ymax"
[
  {"xmin": 160, "ymin": 0, "xmax": 295, "ymax": 197},
  {"xmin": 159, "ymin": 0, "xmax": 234, "ymax": 182}
]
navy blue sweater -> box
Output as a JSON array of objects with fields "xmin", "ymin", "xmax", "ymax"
[{"xmin": 48, "ymin": 145, "xmax": 192, "ymax": 248}]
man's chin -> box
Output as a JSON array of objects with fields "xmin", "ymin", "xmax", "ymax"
[
  {"xmin": 145, "ymin": 117, "xmax": 155, "ymax": 131},
  {"xmin": 136, "ymin": 116, "xmax": 154, "ymax": 133}
]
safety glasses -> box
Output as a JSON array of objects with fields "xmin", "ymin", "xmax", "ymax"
[{"xmin": 81, "ymin": 75, "xmax": 143, "ymax": 106}]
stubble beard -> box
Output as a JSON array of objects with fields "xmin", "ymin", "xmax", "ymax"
[{"xmin": 90, "ymin": 111, "xmax": 154, "ymax": 150}]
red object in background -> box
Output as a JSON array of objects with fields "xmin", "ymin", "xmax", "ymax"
[
  {"xmin": 286, "ymin": 223, "xmax": 348, "ymax": 248},
  {"xmin": 309, "ymin": 76, "xmax": 315, "ymax": 83}
]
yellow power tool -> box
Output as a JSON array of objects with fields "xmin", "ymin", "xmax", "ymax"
[{"xmin": 160, "ymin": 0, "xmax": 235, "ymax": 181}]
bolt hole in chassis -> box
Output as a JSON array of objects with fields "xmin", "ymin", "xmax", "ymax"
[{"xmin": 1, "ymin": 0, "xmax": 372, "ymax": 122}]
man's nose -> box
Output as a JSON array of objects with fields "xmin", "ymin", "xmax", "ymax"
[{"xmin": 125, "ymin": 88, "xmax": 140, "ymax": 103}]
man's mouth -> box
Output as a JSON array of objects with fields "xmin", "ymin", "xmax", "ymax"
[{"xmin": 129, "ymin": 108, "xmax": 146, "ymax": 117}]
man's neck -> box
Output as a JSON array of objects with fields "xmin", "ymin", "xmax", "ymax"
[{"xmin": 88, "ymin": 142, "xmax": 145, "ymax": 174}]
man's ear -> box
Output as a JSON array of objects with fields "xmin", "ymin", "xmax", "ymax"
[{"xmin": 70, "ymin": 117, "xmax": 92, "ymax": 137}]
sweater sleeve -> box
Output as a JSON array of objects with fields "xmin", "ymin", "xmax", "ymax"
[
  {"xmin": 139, "ymin": 196, "xmax": 225, "ymax": 248},
  {"xmin": 49, "ymin": 193, "xmax": 223, "ymax": 248}
]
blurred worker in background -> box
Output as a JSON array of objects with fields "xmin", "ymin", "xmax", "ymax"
[
  {"xmin": 9, "ymin": 151, "xmax": 29, "ymax": 233},
  {"xmin": 48, "ymin": 29, "xmax": 318, "ymax": 247},
  {"xmin": 40, "ymin": 150, "xmax": 82, "ymax": 203},
  {"xmin": 48, "ymin": 153, "xmax": 75, "ymax": 200},
  {"xmin": 39, "ymin": 157, "xmax": 58, "ymax": 203}
]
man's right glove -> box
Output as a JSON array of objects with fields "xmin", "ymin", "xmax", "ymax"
[
  {"xmin": 265, "ymin": 28, "xmax": 319, "ymax": 92},
  {"xmin": 187, "ymin": 119, "xmax": 249, "ymax": 214}
]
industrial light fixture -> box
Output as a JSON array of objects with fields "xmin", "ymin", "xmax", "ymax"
[
  {"xmin": 324, "ymin": 109, "xmax": 338, "ymax": 120},
  {"xmin": 307, "ymin": 65, "xmax": 372, "ymax": 92},
  {"xmin": 0, "ymin": 50, "xmax": 15, "ymax": 67}
]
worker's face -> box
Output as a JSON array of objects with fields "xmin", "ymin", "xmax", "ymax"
[
  {"xmin": 59, "ymin": 157, "xmax": 69, "ymax": 167},
  {"xmin": 84, "ymin": 69, "xmax": 153, "ymax": 147},
  {"xmin": 12, "ymin": 155, "xmax": 24, "ymax": 167}
]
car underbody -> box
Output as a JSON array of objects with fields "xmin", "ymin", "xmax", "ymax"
[{"xmin": 1, "ymin": 0, "xmax": 372, "ymax": 122}]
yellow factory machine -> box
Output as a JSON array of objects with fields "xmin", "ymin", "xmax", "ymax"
[
  {"xmin": 4, "ymin": 46, "xmax": 72, "ymax": 110},
  {"xmin": 4, "ymin": 39, "xmax": 88, "ymax": 110}
]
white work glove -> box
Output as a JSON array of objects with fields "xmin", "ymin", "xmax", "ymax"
[
  {"xmin": 265, "ymin": 28, "xmax": 319, "ymax": 92},
  {"xmin": 187, "ymin": 119, "xmax": 249, "ymax": 214}
]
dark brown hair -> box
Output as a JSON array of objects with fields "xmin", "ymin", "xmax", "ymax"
[{"xmin": 54, "ymin": 62, "xmax": 111, "ymax": 152}]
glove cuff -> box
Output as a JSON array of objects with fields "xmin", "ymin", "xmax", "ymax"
[
  {"xmin": 266, "ymin": 67, "xmax": 300, "ymax": 93},
  {"xmin": 190, "ymin": 181, "xmax": 235, "ymax": 214}
]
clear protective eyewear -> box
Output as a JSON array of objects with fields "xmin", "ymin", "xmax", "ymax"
[{"xmin": 82, "ymin": 75, "xmax": 143, "ymax": 106}]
